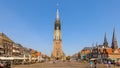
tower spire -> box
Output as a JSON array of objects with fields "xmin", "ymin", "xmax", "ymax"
[
  {"xmin": 112, "ymin": 27, "xmax": 117, "ymax": 42},
  {"xmin": 56, "ymin": 9, "xmax": 59, "ymax": 20},
  {"xmin": 103, "ymin": 33, "xmax": 108, "ymax": 48},
  {"xmin": 111, "ymin": 27, "xmax": 118, "ymax": 49},
  {"xmin": 54, "ymin": 3, "xmax": 61, "ymax": 30},
  {"xmin": 56, "ymin": 3, "xmax": 59, "ymax": 20},
  {"xmin": 104, "ymin": 33, "xmax": 108, "ymax": 43}
]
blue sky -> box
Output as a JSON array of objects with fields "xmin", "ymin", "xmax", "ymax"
[{"xmin": 0, "ymin": 0, "xmax": 120, "ymax": 56}]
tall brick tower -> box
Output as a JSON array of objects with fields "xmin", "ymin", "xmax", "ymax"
[{"xmin": 51, "ymin": 9, "xmax": 65, "ymax": 60}]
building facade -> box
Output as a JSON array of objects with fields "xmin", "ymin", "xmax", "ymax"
[
  {"xmin": 0, "ymin": 32, "xmax": 43, "ymax": 65},
  {"xmin": 0, "ymin": 33, "xmax": 13, "ymax": 57},
  {"xmin": 12, "ymin": 43, "xmax": 21, "ymax": 57}
]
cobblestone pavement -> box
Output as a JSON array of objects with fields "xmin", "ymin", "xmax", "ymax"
[{"xmin": 13, "ymin": 62, "xmax": 120, "ymax": 68}]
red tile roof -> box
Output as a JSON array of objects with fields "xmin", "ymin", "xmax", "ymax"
[{"xmin": 81, "ymin": 50, "xmax": 90, "ymax": 55}]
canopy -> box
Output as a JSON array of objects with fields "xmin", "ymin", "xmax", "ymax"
[
  {"xmin": 0, "ymin": 57, "xmax": 25, "ymax": 60},
  {"xmin": 90, "ymin": 58, "xmax": 96, "ymax": 60},
  {"xmin": 32, "ymin": 58, "xmax": 37, "ymax": 60},
  {"xmin": 0, "ymin": 57, "xmax": 14, "ymax": 60},
  {"xmin": 13, "ymin": 57, "xmax": 24, "ymax": 60},
  {"xmin": 108, "ymin": 55, "xmax": 120, "ymax": 59}
]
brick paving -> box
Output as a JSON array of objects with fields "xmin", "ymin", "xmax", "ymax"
[{"xmin": 13, "ymin": 61, "xmax": 120, "ymax": 68}]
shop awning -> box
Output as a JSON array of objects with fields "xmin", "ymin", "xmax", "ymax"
[
  {"xmin": 108, "ymin": 55, "xmax": 120, "ymax": 59},
  {"xmin": 13, "ymin": 57, "xmax": 24, "ymax": 60},
  {"xmin": 0, "ymin": 57, "xmax": 13, "ymax": 60},
  {"xmin": 90, "ymin": 58, "xmax": 97, "ymax": 60},
  {"xmin": 32, "ymin": 58, "xmax": 37, "ymax": 60}
]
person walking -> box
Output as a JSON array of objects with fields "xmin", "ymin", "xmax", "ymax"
[
  {"xmin": 107, "ymin": 60, "xmax": 111, "ymax": 68},
  {"xmin": 113, "ymin": 60, "xmax": 116, "ymax": 68},
  {"xmin": 0, "ymin": 60, "xmax": 4, "ymax": 68},
  {"xmin": 94, "ymin": 60, "xmax": 97, "ymax": 68},
  {"xmin": 90, "ymin": 61, "xmax": 93, "ymax": 68}
]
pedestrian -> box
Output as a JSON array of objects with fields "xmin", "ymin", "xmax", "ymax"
[
  {"xmin": 53, "ymin": 60, "xmax": 55, "ymax": 64},
  {"xmin": 94, "ymin": 60, "xmax": 97, "ymax": 68},
  {"xmin": 0, "ymin": 59, "xmax": 4, "ymax": 68},
  {"xmin": 113, "ymin": 60, "xmax": 116, "ymax": 68},
  {"xmin": 90, "ymin": 61, "xmax": 93, "ymax": 68},
  {"xmin": 107, "ymin": 60, "xmax": 111, "ymax": 68},
  {"xmin": 6, "ymin": 61, "xmax": 11, "ymax": 68}
]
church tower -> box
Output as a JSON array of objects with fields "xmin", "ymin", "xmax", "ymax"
[
  {"xmin": 111, "ymin": 27, "xmax": 119, "ymax": 53},
  {"xmin": 103, "ymin": 33, "xmax": 108, "ymax": 48},
  {"xmin": 111, "ymin": 28, "xmax": 118, "ymax": 49},
  {"xmin": 51, "ymin": 8, "xmax": 65, "ymax": 60}
]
